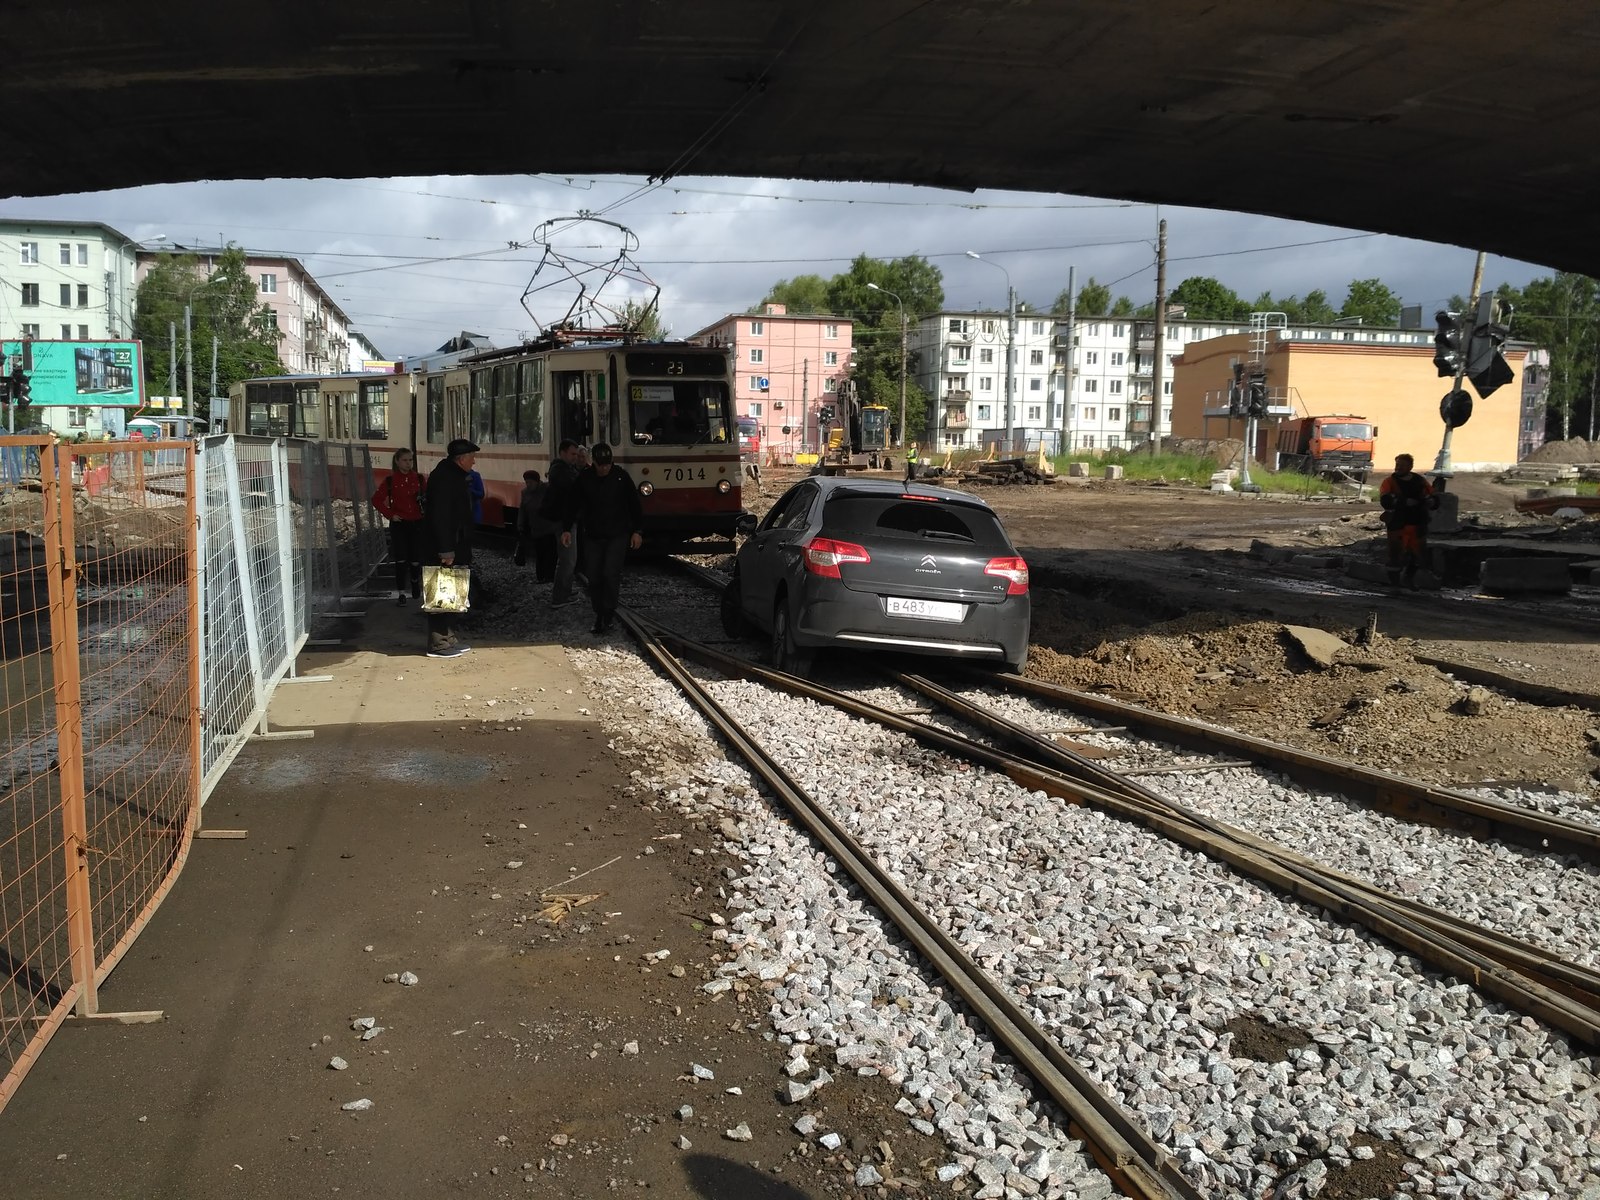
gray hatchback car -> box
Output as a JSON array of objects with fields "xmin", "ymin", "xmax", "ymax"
[{"xmin": 722, "ymin": 477, "xmax": 1030, "ymax": 673}]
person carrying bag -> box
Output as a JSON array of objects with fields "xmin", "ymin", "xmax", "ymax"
[{"xmin": 421, "ymin": 439, "xmax": 480, "ymax": 658}]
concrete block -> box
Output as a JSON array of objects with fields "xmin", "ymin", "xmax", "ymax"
[
  {"xmin": 1068, "ymin": 461, "xmax": 1090, "ymax": 478},
  {"xmin": 1291, "ymin": 554, "xmax": 1342, "ymax": 569},
  {"xmin": 1103, "ymin": 465, "xmax": 1124, "ymax": 481},
  {"xmin": 1479, "ymin": 557, "xmax": 1573, "ymax": 596},
  {"xmin": 1249, "ymin": 540, "xmax": 1295, "ymax": 563},
  {"xmin": 1430, "ymin": 492, "xmax": 1461, "ymax": 535}
]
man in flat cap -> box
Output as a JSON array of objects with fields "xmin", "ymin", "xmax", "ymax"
[
  {"xmin": 560, "ymin": 442, "xmax": 643, "ymax": 635},
  {"xmin": 423, "ymin": 438, "xmax": 479, "ymax": 658}
]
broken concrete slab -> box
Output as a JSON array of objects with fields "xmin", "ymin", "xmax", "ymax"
[
  {"xmin": 1479, "ymin": 557, "xmax": 1573, "ymax": 596},
  {"xmin": 1283, "ymin": 624, "xmax": 1348, "ymax": 668}
]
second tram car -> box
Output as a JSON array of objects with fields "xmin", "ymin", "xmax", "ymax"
[{"xmin": 230, "ymin": 334, "xmax": 744, "ymax": 546}]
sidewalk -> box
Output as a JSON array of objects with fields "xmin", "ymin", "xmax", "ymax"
[{"xmin": 0, "ymin": 591, "xmax": 912, "ymax": 1199}]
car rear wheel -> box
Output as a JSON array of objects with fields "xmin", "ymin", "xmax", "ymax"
[
  {"xmin": 720, "ymin": 574, "xmax": 748, "ymax": 639},
  {"xmin": 771, "ymin": 598, "xmax": 814, "ymax": 675}
]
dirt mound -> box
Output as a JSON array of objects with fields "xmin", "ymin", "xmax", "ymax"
[
  {"xmin": 1525, "ymin": 437, "xmax": 1596, "ymax": 464},
  {"xmin": 1166, "ymin": 437, "xmax": 1245, "ymax": 466}
]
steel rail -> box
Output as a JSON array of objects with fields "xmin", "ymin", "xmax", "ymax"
[
  {"xmin": 895, "ymin": 670, "xmax": 1600, "ymax": 1012},
  {"xmin": 980, "ymin": 670, "xmax": 1600, "ymax": 862},
  {"xmin": 641, "ymin": 622, "xmax": 1600, "ymax": 1052},
  {"xmin": 616, "ymin": 607, "xmax": 1203, "ymax": 1200}
]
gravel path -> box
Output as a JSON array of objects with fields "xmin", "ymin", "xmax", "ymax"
[{"xmin": 574, "ymin": 623, "xmax": 1600, "ymax": 1200}]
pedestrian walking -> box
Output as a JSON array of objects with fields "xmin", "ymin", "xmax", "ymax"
[
  {"xmin": 423, "ymin": 438, "xmax": 479, "ymax": 658},
  {"xmin": 905, "ymin": 441, "xmax": 920, "ymax": 482},
  {"xmin": 515, "ymin": 468, "xmax": 559, "ymax": 582},
  {"xmin": 371, "ymin": 447, "xmax": 426, "ymax": 605},
  {"xmin": 1379, "ymin": 452, "xmax": 1439, "ymax": 591},
  {"xmin": 546, "ymin": 439, "xmax": 583, "ymax": 607},
  {"xmin": 559, "ymin": 442, "xmax": 642, "ymax": 635}
]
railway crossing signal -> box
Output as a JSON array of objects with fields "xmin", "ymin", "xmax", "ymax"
[
  {"xmin": 1465, "ymin": 295, "xmax": 1513, "ymax": 399},
  {"xmin": 1246, "ymin": 377, "xmax": 1268, "ymax": 418}
]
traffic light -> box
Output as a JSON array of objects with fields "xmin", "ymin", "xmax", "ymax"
[
  {"xmin": 1465, "ymin": 296, "xmax": 1513, "ymax": 399},
  {"xmin": 0, "ymin": 377, "xmax": 9, "ymax": 406},
  {"xmin": 8, "ymin": 368, "xmax": 27, "ymax": 410},
  {"xmin": 1439, "ymin": 388, "xmax": 1473, "ymax": 429},
  {"xmin": 1246, "ymin": 377, "xmax": 1268, "ymax": 418},
  {"xmin": 818, "ymin": 405, "xmax": 835, "ymax": 423},
  {"xmin": 1432, "ymin": 311, "xmax": 1464, "ymax": 378}
]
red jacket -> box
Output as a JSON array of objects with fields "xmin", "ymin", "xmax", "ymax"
[{"xmin": 372, "ymin": 470, "xmax": 425, "ymax": 522}]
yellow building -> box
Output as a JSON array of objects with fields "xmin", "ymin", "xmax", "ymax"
[{"xmin": 1171, "ymin": 326, "xmax": 1526, "ymax": 472}]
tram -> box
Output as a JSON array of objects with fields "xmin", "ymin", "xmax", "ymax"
[{"xmin": 228, "ymin": 332, "xmax": 744, "ymax": 547}]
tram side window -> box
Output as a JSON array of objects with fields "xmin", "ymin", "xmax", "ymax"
[
  {"xmin": 426, "ymin": 376, "xmax": 446, "ymax": 443},
  {"xmin": 246, "ymin": 381, "xmax": 294, "ymax": 436},
  {"xmin": 493, "ymin": 363, "xmax": 518, "ymax": 444},
  {"xmin": 518, "ymin": 359, "xmax": 543, "ymax": 444},
  {"xmin": 294, "ymin": 383, "xmax": 321, "ymax": 437},
  {"xmin": 470, "ymin": 369, "xmax": 493, "ymax": 446},
  {"xmin": 629, "ymin": 380, "xmax": 733, "ymax": 444},
  {"xmin": 359, "ymin": 381, "xmax": 389, "ymax": 440}
]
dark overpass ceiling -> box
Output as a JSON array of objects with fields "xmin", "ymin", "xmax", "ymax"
[{"xmin": 10, "ymin": 1, "xmax": 1599, "ymax": 274}]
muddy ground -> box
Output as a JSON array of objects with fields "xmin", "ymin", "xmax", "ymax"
[{"xmin": 748, "ymin": 465, "xmax": 1600, "ymax": 798}]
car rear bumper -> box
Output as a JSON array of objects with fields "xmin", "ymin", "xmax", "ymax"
[{"xmin": 795, "ymin": 591, "xmax": 1029, "ymax": 664}]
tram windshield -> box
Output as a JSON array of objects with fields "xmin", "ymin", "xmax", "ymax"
[{"xmin": 629, "ymin": 380, "xmax": 733, "ymax": 445}]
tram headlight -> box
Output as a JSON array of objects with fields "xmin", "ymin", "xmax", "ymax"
[
  {"xmin": 638, "ymin": 481, "xmax": 655, "ymax": 497},
  {"xmin": 716, "ymin": 479, "xmax": 732, "ymax": 494}
]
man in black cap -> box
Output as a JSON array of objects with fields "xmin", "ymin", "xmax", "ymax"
[
  {"xmin": 423, "ymin": 438, "xmax": 479, "ymax": 658},
  {"xmin": 559, "ymin": 442, "xmax": 643, "ymax": 634}
]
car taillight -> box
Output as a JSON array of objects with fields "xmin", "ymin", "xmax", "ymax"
[
  {"xmin": 804, "ymin": 537, "xmax": 871, "ymax": 578},
  {"xmin": 985, "ymin": 556, "xmax": 1029, "ymax": 595}
]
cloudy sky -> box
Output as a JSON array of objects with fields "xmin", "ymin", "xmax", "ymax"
[{"xmin": 0, "ymin": 174, "xmax": 1556, "ymax": 361}]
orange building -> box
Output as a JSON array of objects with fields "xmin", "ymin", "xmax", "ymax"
[{"xmin": 1170, "ymin": 324, "xmax": 1526, "ymax": 472}]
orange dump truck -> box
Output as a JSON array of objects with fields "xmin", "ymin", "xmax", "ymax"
[{"xmin": 1275, "ymin": 415, "xmax": 1377, "ymax": 478}]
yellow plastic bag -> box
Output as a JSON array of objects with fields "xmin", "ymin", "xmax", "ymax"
[{"xmin": 421, "ymin": 565, "xmax": 471, "ymax": 614}]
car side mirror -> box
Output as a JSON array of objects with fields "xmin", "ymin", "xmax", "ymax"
[{"xmin": 735, "ymin": 512, "xmax": 758, "ymax": 536}]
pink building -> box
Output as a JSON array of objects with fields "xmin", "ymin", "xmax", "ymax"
[{"xmin": 690, "ymin": 304, "xmax": 853, "ymax": 461}]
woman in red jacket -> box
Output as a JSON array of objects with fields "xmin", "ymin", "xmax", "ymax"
[{"xmin": 372, "ymin": 448, "xmax": 427, "ymax": 605}]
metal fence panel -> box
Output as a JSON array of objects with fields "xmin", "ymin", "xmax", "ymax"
[{"xmin": 0, "ymin": 438, "xmax": 199, "ymax": 1111}]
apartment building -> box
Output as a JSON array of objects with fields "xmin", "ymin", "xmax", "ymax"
[
  {"xmin": 137, "ymin": 246, "xmax": 355, "ymax": 374},
  {"xmin": 0, "ymin": 218, "xmax": 141, "ymax": 347},
  {"xmin": 689, "ymin": 304, "xmax": 853, "ymax": 459},
  {"xmin": 909, "ymin": 309, "xmax": 1059, "ymax": 451}
]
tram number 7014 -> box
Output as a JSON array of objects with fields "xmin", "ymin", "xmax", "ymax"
[{"xmin": 661, "ymin": 466, "xmax": 708, "ymax": 482}]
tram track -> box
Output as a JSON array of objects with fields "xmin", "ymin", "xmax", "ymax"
[{"xmin": 588, "ymin": 561, "xmax": 1600, "ymax": 1195}]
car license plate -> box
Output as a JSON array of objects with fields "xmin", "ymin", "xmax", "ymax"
[{"xmin": 885, "ymin": 596, "xmax": 964, "ymax": 622}]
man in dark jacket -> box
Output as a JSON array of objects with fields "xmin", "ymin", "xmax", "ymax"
[
  {"xmin": 423, "ymin": 438, "xmax": 478, "ymax": 658},
  {"xmin": 545, "ymin": 439, "xmax": 583, "ymax": 608},
  {"xmin": 559, "ymin": 442, "xmax": 643, "ymax": 634}
]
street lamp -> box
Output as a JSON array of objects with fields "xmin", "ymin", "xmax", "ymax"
[
  {"xmin": 865, "ymin": 282, "xmax": 908, "ymax": 450},
  {"xmin": 965, "ymin": 251, "xmax": 1018, "ymax": 452}
]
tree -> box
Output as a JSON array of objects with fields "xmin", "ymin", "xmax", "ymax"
[
  {"xmin": 825, "ymin": 254, "xmax": 944, "ymax": 426},
  {"xmin": 756, "ymin": 275, "xmax": 829, "ymax": 314},
  {"xmin": 1506, "ymin": 272, "xmax": 1600, "ymax": 442},
  {"xmin": 1167, "ymin": 276, "xmax": 1248, "ymax": 321},
  {"xmin": 618, "ymin": 298, "xmax": 670, "ymax": 340},
  {"xmin": 1057, "ymin": 277, "xmax": 1112, "ymax": 316},
  {"xmin": 1296, "ymin": 289, "xmax": 1338, "ymax": 324},
  {"xmin": 1339, "ymin": 278, "xmax": 1401, "ymax": 326},
  {"xmin": 134, "ymin": 246, "xmax": 286, "ymax": 403},
  {"xmin": 1111, "ymin": 296, "xmax": 1139, "ymax": 317}
]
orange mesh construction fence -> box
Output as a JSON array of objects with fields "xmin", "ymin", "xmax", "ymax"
[{"xmin": 0, "ymin": 437, "xmax": 199, "ymax": 1112}]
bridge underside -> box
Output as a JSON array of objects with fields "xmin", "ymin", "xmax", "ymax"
[{"xmin": 8, "ymin": 1, "xmax": 1598, "ymax": 274}]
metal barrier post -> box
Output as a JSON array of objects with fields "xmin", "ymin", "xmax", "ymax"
[
  {"xmin": 39, "ymin": 444, "xmax": 97, "ymax": 1016},
  {"xmin": 221, "ymin": 441, "xmax": 270, "ymax": 732}
]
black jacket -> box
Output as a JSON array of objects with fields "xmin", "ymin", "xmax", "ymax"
[
  {"xmin": 542, "ymin": 456, "xmax": 579, "ymax": 520},
  {"xmin": 425, "ymin": 457, "xmax": 474, "ymax": 561},
  {"xmin": 564, "ymin": 465, "xmax": 643, "ymax": 540}
]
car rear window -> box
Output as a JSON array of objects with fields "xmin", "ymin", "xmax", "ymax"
[{"xmin": 822, "ymin": 495, "xmax": 1011, "ymax": 547}]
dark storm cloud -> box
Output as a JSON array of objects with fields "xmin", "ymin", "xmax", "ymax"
[{"xmin": 0, "ymin": 176, "xmax": 1553, "ymax": 358}]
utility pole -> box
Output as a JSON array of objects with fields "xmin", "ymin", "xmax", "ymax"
[
  {"xmin": 1150, "ymin": 218, "xmax": 1168, "ymax": 454},
  {"xmin": 184, "ymin": 303, "xmax": 194, "ymax": 424},
  {"xmin": 801, "ymin": 359, "xmax": 809, "ymax": 454},
  {"xmin": 1004, "ymin": 286, "xmax": 1017, "ymax": 452},
  {"xmin": 168, "ymin": 321, "xmax": 177, "ymax": 402},
  {"xmin": 1059, "ymin": 265, "xmax": 1076, "ymax": 442},
  {"xmin": 897, "ymin": 308, "xmax": 908, "ymax": 452},
  {"xmin": 210, "ymin": 336, "xmax": 219, "ymax": 430},
  {"xmin": 1434, "ymin": 250, "xmax": 1487, "ymax": 475}
]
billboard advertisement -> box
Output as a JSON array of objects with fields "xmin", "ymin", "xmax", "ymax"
[{"xmin": 1, "ymin": 340, "xmax": 145, "ymax": 407}]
